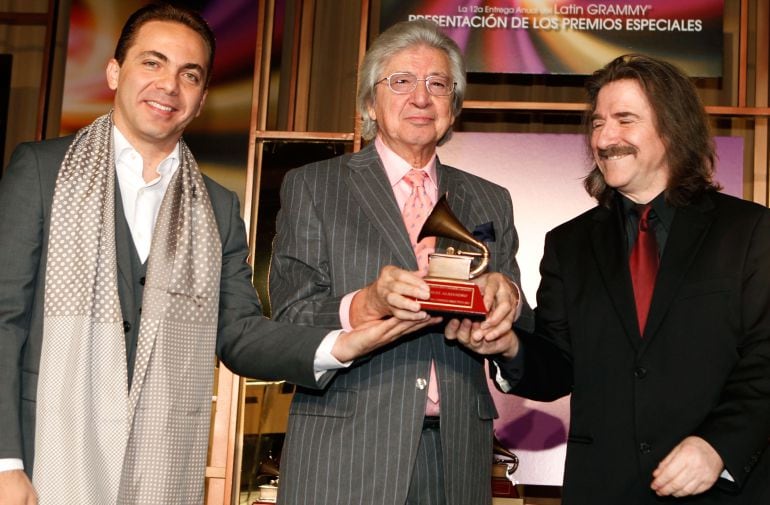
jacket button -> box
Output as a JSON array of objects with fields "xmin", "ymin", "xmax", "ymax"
[
  {"xmin": 634, "ymin": 367, "xmax": 647, "ymax": 379},
  {"xmin": 416, "ymin": 378, "xmax": 428, "ymax": 390},
  {"xmin": 639, "ymin": 442, "xmax": 652, "ymax": 454},
  {"xmin": 139, "ymin": 276, "xmax": 146, "ymax": 286},
  {"xmin": 123, "ymin": 321, "xmax": 131, "ymax": 333}
]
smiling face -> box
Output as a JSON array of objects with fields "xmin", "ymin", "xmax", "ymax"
[
  {"xmin": 366, "ymin": 45, "xmax": 455, "ymax": 166},
  {"xmin": 106, "ymin": 20, "xmax": 208, "ymax": 156},
  {"xmin": 590, "ymin": 78, "xmax": 670, "ymax": 203}
]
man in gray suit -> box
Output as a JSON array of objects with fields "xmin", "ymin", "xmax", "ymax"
[
  {"xmin": 269, "ymin": 19, "xmax": 534, "ymax": 505},
  {"xmin": 0, "ymin": 4, "xmax": 418, "ymax": 505}
]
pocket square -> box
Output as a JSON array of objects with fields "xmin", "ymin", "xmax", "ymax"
[{"xmin": 472, "ymin": 221, "xmax": 496, "ymax": 243}]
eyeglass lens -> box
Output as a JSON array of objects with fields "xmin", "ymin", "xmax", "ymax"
[{"xmin": 385, "ymin": 73, "xmax": 454, "ymax": 96}]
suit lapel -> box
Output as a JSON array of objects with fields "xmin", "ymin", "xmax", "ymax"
[
  {"xmin": 114, "ymin": 175, "xmax": 134, "ymax": 315},
  {"xmin": 346, "ymin": 145, "xmax": 418, "ymax": 269},
  {"xmin": 589, "ymin": 205, "xmax": 642, "ymax": 348},
  {"xmin": 643, "ymin": 196, "xmax": 715, "ymax": 342}
]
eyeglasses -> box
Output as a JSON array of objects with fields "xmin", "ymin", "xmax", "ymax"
[{"xmin": 375, "ymin": 72, "xmax": 456, "ymax": 96}]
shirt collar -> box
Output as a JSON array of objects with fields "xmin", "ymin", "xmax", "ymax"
[
  {"xmin": 619, "ymin": 190, "xmax": 674, "ymax": 232},
  {"xmin": 374, "ymin": 136, "xmax": 438, "ymax": 188},
  {"xmin": 112, "ymin": 125, "xmax": 180, "ymax": 178}
]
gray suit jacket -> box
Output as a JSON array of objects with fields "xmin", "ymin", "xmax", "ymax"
[
  {"xmin": 0, "ymin": 136, "xmax": 328, "ymax": 475},
  {"xmin": 269, "ymin": 144, "xmax": 534, "ymax": 505}
]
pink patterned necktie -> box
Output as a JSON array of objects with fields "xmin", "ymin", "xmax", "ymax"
[
  {"xmin": 402, "ymin": 170, "xmax": 436, "ymax": 276},
  {"xmin": 402, "ymin": 169, "xmax": 440, "ymax": 414}
]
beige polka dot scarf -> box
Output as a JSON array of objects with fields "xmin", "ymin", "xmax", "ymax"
[{"xmin": 34, "ymin": 112, "xmax": 221, "ymax": 504}]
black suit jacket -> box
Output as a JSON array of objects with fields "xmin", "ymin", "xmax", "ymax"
[
  {"xmin": 509, "ymin": 191, "xmax": 770, "ymax": 504},
  {"xmin": 0, "ymin": 136, "xmax": 328, "ymax": 474}
]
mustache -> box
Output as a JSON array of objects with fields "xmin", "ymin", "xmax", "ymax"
[{"xmin": 597, "ymin": 145, "xmax": 638, "ymax": 158}]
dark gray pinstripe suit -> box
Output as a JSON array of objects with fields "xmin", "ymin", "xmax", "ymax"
[{"xmin": 269, "ymin": 144, "xmax": 534, "ymax": 505}]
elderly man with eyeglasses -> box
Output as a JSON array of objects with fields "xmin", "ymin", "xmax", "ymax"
[{"xmin": 268, "ymin": 19, "xmax": 533, "ymax": 505}]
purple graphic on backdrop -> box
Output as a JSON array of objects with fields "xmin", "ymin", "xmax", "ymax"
[{"xmin": 380, "ymin": 0, "xmax": 724, "ymax": 76}]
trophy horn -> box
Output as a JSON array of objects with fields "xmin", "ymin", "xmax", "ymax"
[{"xmin": 418, "ymin": 194, "xmax": 489, "ymax": 278}]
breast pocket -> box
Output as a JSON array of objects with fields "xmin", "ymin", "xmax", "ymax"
[
  {"xmin": 290, "ymin": 388, "xmax": 357, "ymax": 418},
  {"xmin": 674, "ymin": 277, "xmax": 731, "ymax": 302}
]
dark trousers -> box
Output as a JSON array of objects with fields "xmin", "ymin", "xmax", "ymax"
[{"xmin": 406, "ymin": 419, "xmax": 446, "ymax": 505}]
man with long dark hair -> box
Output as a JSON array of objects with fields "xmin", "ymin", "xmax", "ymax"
[{"xmin": 506, "ymin": 54, "xmax": 770, "ymax": 504}]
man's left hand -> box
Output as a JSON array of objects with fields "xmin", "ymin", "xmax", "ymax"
[
  {"xmin": 651, "ymin": 436, "xmax": 724, "ymax": 497},
  {"xmin": 443, "ymin": 272, "xmax": 520, "ymax": 357}
]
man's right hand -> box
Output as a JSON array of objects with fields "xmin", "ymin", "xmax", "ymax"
[
  {"xmin": 332, "ymin": 314, "xmax": 441, "ymax": 363},
  {"xmin": 0, "ymin": 470, "xmax": 37, "ymax": 505},
  {"xmin": 349, "ymin": 265, "xmax": 431, "ymax": 327}
]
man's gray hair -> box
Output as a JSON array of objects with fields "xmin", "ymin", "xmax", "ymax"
[{"xmin": 357, "ymin": 19, "xmax": 466, "ymax": 144}]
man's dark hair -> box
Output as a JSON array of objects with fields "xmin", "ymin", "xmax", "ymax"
[
  {"xmin": 583, "ymin": 54, "xmax": 719, "ymax": 207},
  {"xmin": 114, "ymin": 2, "xmax": 216, "ymax": 87}
]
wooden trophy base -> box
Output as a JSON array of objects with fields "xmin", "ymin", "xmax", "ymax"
[{"xmin": 420, "ymin": 278, "xmax": 487, "ymax": 316}]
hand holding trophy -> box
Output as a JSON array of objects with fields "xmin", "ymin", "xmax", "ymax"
[{"xmin": 417, "ymin": 194, "xmax": 490, "ymax": 317}]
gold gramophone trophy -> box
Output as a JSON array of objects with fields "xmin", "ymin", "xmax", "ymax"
[{"xmin": 417, "ymin": 194, "xmax": 489, "ymax": 316}]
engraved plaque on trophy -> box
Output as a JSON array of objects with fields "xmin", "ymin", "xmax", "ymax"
[{"xmin": 417, "ymin": 194, "xmax": 489, "ymax": 316}]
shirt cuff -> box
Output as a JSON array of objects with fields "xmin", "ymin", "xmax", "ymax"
[
  {"xmin": 339, "ymin": 291, "xmax": 359, "ymax": 332},
  {"xmin": 490, "ymin": 360, "xmax": 514, "ymax": 393},
  {"xmin": 720, "ymin": 468, "xmax": 734, "ymax": 482},
  {"xmin": 0, "ymin": 458, "xmax": 24, "ymax": 472},
  {"xmin": 512, "ymin": 281, "xmax": 523, "ymax": 320},
  {"xmin": 313, "ymin": 329, "xmax": 353, "ymax": 381}
]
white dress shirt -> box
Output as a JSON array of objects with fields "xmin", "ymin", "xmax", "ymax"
[{"xmin": 113, "ymin": 127, "xmax": 179, "ymax": 263}]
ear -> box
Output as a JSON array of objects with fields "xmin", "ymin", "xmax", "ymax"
[
  {"xmin": 194, "ymin": 89, "xmax": 208, "ymax": 118},
  {"xmin": 366, "ymin": 101, "xmax": 377, "ymax": 122},
  {"xmin": 106, "ymin": 59, "xmax": 120, "ymax": 90}
]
